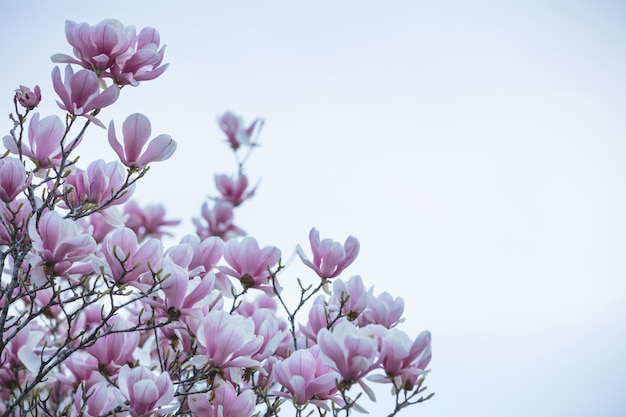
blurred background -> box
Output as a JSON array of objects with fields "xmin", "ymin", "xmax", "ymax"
[{"xmin": 1, "ymin": 1, "xmax": 625, "ymax": 415}]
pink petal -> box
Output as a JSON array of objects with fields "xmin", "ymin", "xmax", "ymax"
[
  {"xmin": 68, "ymin": 69, "xmax": 99, "ymax": 112},
  {"xmin": 122, "ymin": 113, "xmax": 151, "ymax": 162},
  {"xmin": 108, "ymin": 120, "xmax": 127, "ymax": 164},
  {"xmin": 137, "ymin": 134, "xmax": 176, "ymax": 166},
  {"xmin": 51, "ymin": 66, "xmax": 72, "ymax": 112},
  {"xmin": 50, "ymin": 53, "xmax": 81, "ymax": 65},
  {"xmin": 84, "ymin": 84, "xmax": 119, "ymax": 113}
]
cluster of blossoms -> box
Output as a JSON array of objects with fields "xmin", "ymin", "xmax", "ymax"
[{"xmin": 0, "ymin": 19, "xmax": 433, "ymax": 417}]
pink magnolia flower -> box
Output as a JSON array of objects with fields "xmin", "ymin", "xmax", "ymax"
[
  {"xmin": 317, "ymin": 321, "xmax": 379, "ymax": 397},
  {"xmin": 179, "ymin": 234, "xmax": 224, "ymax": 278},
  {"xmin": 73, "ymin": 381, "xmax": 120, "ymax": 417},
  {"xmin": 273, "ymin": 347, "xmax": 342, "ymax": 410},
  {"xmin": 86, "ymin": 318, "xmax": 139, "ymax": 372},
  {"xmin": 52, "ymin": 65, "xmax": 119, "ymax": 127},
  {"xmin": 116, "ymin": 365, "xmax": 176, "ymax": 417},
  {"xmin": 235, "ymin": 294, "xmax": 291, "ymax": 358},
  {"xmin": 60, "ymin": 350, "xmax": 99, "ymax": 387},
  {"xmin": 110, "ymin": 26, "xmax": 169, "ymax": 87},
  {"xmin": 163, "ymin": 240, "xmax": 193, "ymax": 270},
  {"xmin": 188, "ymin": 381, "xmax": 256, "ymax": 417},
  {"xmin": 15, "ymin": 85, "xmax": 41, "ymax": 109},
  {"xmin": 193, "ymin": 309, "xmax": 263, "ymax": 383},
  {"xmin": 296, "ymin": 228, "xmax": 360, "ymax": 279},
  {"xmin": 0, "ymin": 198, "xmax": 32, "ymax": 246},
  {"xmin": 28, "ymin": 210, "xmax": 97, "ymax": 286},
  {"xmin": 3, "ymin": 113, "xmax": 64, "ymax": 170},
  {"xmin": 218, "ymin": 236, "xmax": 281, "ymax": 292},
  {"xmin": 370, "ymin": 329, "xmax": 432, "ymax": 391},
  {"xmin": 359, "ymin": 290, "xmax": 405, "ymax": 329},
  {"xmin": 329, "ymin": 275, "xmax": 370, "ymax": 321},
  {"xmin": 108, "ymin": 113, "xmax": 176, "ymax": 170},
  {"xmin": 217, "ymin": 111, "xmax": 263, "ymax": 150},
  {"xmin": 63, "ymin": 159, "xmax": 132, "ymax": 210},
  {"xmin": 151, "ymin": 324, "xmax": 195, "ymax": 367},
  {"xmin": 0, "ymin": 157, "xmax": 31, "ymax": 202},
  {"xmin": 235, "ymin": 292, "xmax": 278, "ymax": 317},
  {"xmin": 51, "ymin": 19, "xmax": 169, "ymax": 87},
  {"xmin": 0, "ymin": 321, "xmax": 45, "ymax": 385},
  {"xmin": 145, "ymin": 257, "xmax": 219, "ymax": 321},
  {"xmin": 101, "ymin": 227, "xmax": 162, "ymax": 286},
  {"xmin": 194, "ymin": 200, "xmax": 245, "ymax": 241},
  {"xmin": 174, "ymin": 236, "xmax": 234, "ymax": 296},
  {"xmin": 244, "ymin": 308, "xmax": 289, "ymax": 361},
  {"xmin": 298, "ymin": 294, "xmax": 332, "ymax": 344},
  {"xmin": 52, "ymin": 19, "xmax": 136, "ymax": 74},
  {"xmin": 214, "ymin": 173, "xmax": 256, "ymax": 206},
  {"xmin": 123, "ymin": 200, "xmax": 180, "ymax": 241}
]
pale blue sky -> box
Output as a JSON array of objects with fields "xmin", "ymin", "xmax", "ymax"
[{"xmin": 2, "ymin": 1, "xmax": 625, "ymax": 416}]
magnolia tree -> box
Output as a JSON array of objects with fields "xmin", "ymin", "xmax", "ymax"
[{"xmin": 0, "ymin": 19, "xmax": 433, "ymax": 417}]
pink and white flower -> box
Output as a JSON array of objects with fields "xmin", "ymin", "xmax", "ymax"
[
  {"xmin": 370, "ymin": 329, "xmax": 432, "ymax": 391},
  {"xmin": 3, "ymin": 113, "xmax": 65, "ymax": 170},
  {"xmin": 28, "ymin": 210, "xmax": 97, "ymax": 285},
  {"xmin": 110, "ymin": 27, "xmax": 169, "ymax": 87},
  {"xmin": 86, "ymin": 318, "xmax": 139, "ymax": 372},
  {"xmin": 72, "ymin": 381, "xmax": 120, "ymax": 417},
  {"xmin": 298, "ymin": 294, "xmax": 332, "ymax": 344},
  {"xmin": 273, "ymin": 346, "xmax": 342, "ymax": 410},
  {"xmin": 0, "ymin": 157, "xmax": 31, "ymax": 202},
  {"xmin": 52, "ymin": 65, "xmax": 119, "ymax": 126},
  {"xmin": 15, "ymin": 85, "xmax": 41, "ymax": 109},
  {"xmin": 100, "ymin": 227, "xmax": 162, "ymax": 286},
  {"xmin": 0, "ymin": 321, "xmax": 45, "ymax": 385},
  {"xmin": 359, "ymin": 290, "xmax": 405, "ymax": 329},
  {"xmin": 217, "ymin": 111, "xmax": 263, "ymax": 150},
  {"xmin": 179, "ymin": 234, "xmax": 224, "ymax": 278},
  {"xmin": 318, "ymin": 321, "xmax": 380, "ymax": 399},
  {"xmin": 296, "ymin": 228, "xmax": 359, "ymax": 279},
  {"xmin": 219, "ymin": 236, "xmax": 281, "ymax": 292},
  {"xmin": 108, "ymin": 113, "xmax": 176, "ymax": 170},
  {"xmin": 214, "ymin": 173, "xmax": 256, "ymax": 206},
  {"xmin": 0, "ymin": 198, "xmax": 32, "ymax": 246},
  {"xmin": 145, "ymin": 256, "xmax": 219, "ymax": 321},
  {"xmin": 244, "ymin": 308, "xmax": 289, "ymax": 361},
  {"xmin": 123, "ymin": 201, "xmax": 180, "ymax": 241},
  {"xmin": 52, "ymin": 19, "xmax": 169, "ymax": 87},
  {"xmin": 193, "ymin": 309, "xmax": 263, "ymax": 383},
  {"xmin": 194, "ymin": 200, "xmax": 245, "ymax": 241},
  {"xmin": 52, "ymin": 19, "xmax": 136, "ymax": 74},
  {"xmin": 329, "ymin": 275, "xmax": 370, "ymax": 321},
  {"xmin": 188, "ymin": 381, "xmax": 256, "ymax": 417},
  {"xmin": 116, "ymin": 365, "xmax": 176, "ymax": 416},
  {"xmin": 63, "ymin": 159, "xmax": 132, "ymax": 210}
]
